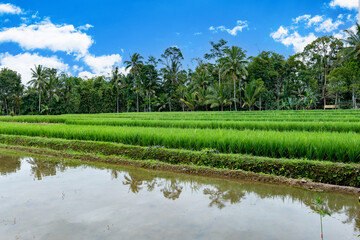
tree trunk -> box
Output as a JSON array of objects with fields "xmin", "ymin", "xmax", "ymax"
[
  {"xmin": 116, "ymin": 91, "xmax": 119, "ymax": 113},
  {"xmin": 4, "ymin": 97, "xmax": 8, "ymax": 115},
  {"xmin": 149, "ymin": 92, "xmax": 151, "ymax": 112},
  {"xmin": 39, "ymin": 86, "xmax": 41, "ymax": 113},
  {"xmin": 352, "ymin": 90, "xmax": 356, "ymax": 109},
  {"xmin": 136, "ymin": 92, "xmax": 139, "ymax": 112},
  {"xmin": 218, "ymin": 69, "xmax": 221, "ymax": 87},
  {"xmin": 259, "ymin": 95, "xmax": 262, "ymax": 111},
  {"xmin": 335, "ymin": 93, "xmax": 338, "ymax": 106},
  {"xmin": 239, "ymin": 78, "xmax": 242, "ymax": 109},
  {"xmin": 323, "ymin": 56, "xmax": 327, "ymax": 109},
  {"xmin": 233, "ymin": 74, "xmax": 237, "ymax": 111}
]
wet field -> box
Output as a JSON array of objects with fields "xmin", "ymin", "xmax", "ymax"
[{"xmin": 0, "ymin": 150, "xmax": 359, "ymax": 240}]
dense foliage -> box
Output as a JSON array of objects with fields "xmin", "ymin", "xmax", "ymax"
[{"xmin": 1, "ymin": 24, "xmax": 360, "ymax": 115}]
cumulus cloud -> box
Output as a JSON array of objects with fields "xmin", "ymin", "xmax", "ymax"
[
  {"xmin": 315, "ymin": 18, "xmax": 344, "ymax": 32},
  {"xmin": 307, "ymin": 15, "xmax": 325, "ymax": 27},
  {"xmin": 79, "ymin": 54, "xmax": 127, "ymax": 78},
  {"xmin": 209, "ymin": 20, "xmax": 248, "ymax": 36},
  {"xmin": 271, "ymin": 9, "xmax": 352, "ymax": 52},
  {"xmin": 293, "ymin": 14, "xmax": 341, "ymax": 31},
  {"xmin": 330, "ymin": 0, "xmax": 358, "ymax": 10},
  {"xmin": 0, "ymin": 3, "xmax": 22, "ymax": 15},
  {"xmin": 0, "ymin": 18, "xmax": 93, "ymax": 56},
  {"xmin": 294, "ymin": 15, "xmax": 311, "ymax": 24},
  {"xmin": 271, "ymin": 27, "xmax": 317, "ymax": 52},
  {"xmin": 0, "ymin": 52, "xmax": 68, "ymax": 84}
]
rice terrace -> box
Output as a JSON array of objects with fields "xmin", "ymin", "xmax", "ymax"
[{"xmin": 1, "ymin": 0, "xmax": 360, "ymax": 239}]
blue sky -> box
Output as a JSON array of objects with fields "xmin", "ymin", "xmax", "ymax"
[{"xmin": 0, "ymin": 0, "xmax": 358, "ymax": 83}]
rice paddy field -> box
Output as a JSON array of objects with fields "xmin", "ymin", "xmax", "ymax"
[{"xmin": 1, "ymin": 110, "xmax": 360, "ymax": 187}]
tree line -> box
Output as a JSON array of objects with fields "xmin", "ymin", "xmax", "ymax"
[{"xmin": 1, "ymin": 24, "xmax": 360, "ymax": 115}]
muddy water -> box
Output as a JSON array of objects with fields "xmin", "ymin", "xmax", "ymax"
[{"xmin": 0, "ymin": 151, "xmax": 359, "ymax": 240}]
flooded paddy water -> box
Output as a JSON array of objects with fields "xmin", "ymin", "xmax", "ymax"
[{"xmin": 0, "ymin": 150, "xmax": 359, "ymax": 240}]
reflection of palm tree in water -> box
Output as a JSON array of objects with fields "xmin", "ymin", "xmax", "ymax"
[
  {"xmin": 161, "ymin": 179, "xmax": 183, "ymax": 200},
  {"xmin": 110, "ymin": 169, "xmax": 119, "ymax": 180},
  {"xmin": 27, "ymin": 158, "xmax": 58, "ymax": 180},
  {"xmin": 122, "ymin": 173, "xmax": 144, "ymax": 193},
  {"xmin": 203, "ymin": 185, "xmax": 245, "ymax": 209},
  {"xmin": 0, "ymin": 155, "xmax": 21, "ymax": 176}
]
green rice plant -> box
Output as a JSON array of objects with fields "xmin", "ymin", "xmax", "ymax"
[
  {"xmin": 64, "ymin": 118, "xmax": 360, "ymax": 133},
  {"xmin": 0, "ymin": 122, "xmax": 360, "ymax": 162}
]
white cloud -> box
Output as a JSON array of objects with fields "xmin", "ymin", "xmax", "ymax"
[
  {"xmin": 270, "ymin": 26, "xmax": 288, "ymax": 39},
  {"xmin": 0, "ymin": 52, "xmax": 68, "ymax": 84},
  {"xmin": 307, "ymin": 15, "xmax": 324, "ymax": 26},
  {"xmin": 209, "ymin": 20, "xmax": 248, "ymax": 36},
  {"xmin": 0, "ymin": 3, "xmax": 22, "ymax": 15},
  {"xmin": 271, "ymin": 27, "xmax": 317, "ymax": 52},
  {"xmin": 0, "ymin": 19, "xmax": 93, "ymax": 55},
  {"xmin": 194, "ymin": 32, "xmax": 202, "ymax": 35},
  {"xmin": 294, "ymin": 15, "xmax": 311, "ymax": 23},
  {"xmin": 330, "ymin": 0, "xmax": 358, "ymax": 10},
  {"xmin": 293, "ymin": 15, "xmax": 325, "ymax": 27},
  {"xmin": 78, "ymin": 24, "xmax": 93, "ymax": 31},
  {"xmin": 315, "ymin": 18, "xmax": 344, "ymax": 32},
  {"xmin": 81, "ymin": 54, "xmax": 124, "ymax": 78},
  {"xmin": 78, "ymin": 71, "xmax": 96, "ymax": 79}
]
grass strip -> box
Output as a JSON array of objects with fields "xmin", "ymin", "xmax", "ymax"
[{"xmin": 0, "ymin": 134, "xmax": 359, "ymax": 187}]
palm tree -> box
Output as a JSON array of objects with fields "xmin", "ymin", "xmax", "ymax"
[
  {"xmin": 111, "ymin": 67, "xmax": 125, "ymax": 113},
  {"xmin": 221, "ymin": 46, "xmax": 248, "ymax": 111},
  {"xmin": 342, "ymin": 23, "xmax": 360, "ymax": 60},
  {"xmin": 45, "ymin": 69, "xmax": 61, "ymax": 114},
  {"xmin": 205, "ymin": 84, "xmax": 232, "ymax": 111},
  {"xmin": 242, "ymin": 79, "xmax": 265, "ymax": 111},
  {"xmin": 180, "ymin": 91, "xmax": 199, "ymax": 111},
  {"xmin": 124, "ymin": 53, "xmax": 143, "ymax": 112},
  {"xmin": 154, "ymin": 93, "xmax": 171, "ymax": 112},
  {"xmin": 29, "ymin": 65, "xmax": 47, "ymax": 113}
]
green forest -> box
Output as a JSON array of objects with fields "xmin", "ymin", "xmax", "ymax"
[{"xmin": 1, "ymin": 24, "xmax": 360, "ymax": 115}]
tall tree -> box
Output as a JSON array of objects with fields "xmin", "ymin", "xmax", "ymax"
[
  {"xmin": 29, "ymin": 65, "xmax": 47, "ymax": 113},
  {"xmin": 0, "ymin": 68, "xmax": 23, "ymax": 115},
  {"xmin": 204, "ymin": 39, "xmax": 228, "ymax": 86},
  {"xmin": 221, "ymin": 46, "xmax": 248, "ymax": 111},
  {"xmin": 111, "ymin": 67, "xmax": 124, "ymax": 113},
  {"xmin": 124, "ymin": 53, "xmax": 144, "ymax": 112},
  {"xmin": 302, "ymin": 36, "xmax": 343, "ymax": 107}
]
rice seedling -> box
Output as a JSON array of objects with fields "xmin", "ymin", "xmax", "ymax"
[{"xmin": 0, "ymin": 122, "xmax": 360, "ymax": 162}]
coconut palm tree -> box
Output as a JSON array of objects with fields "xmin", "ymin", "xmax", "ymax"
[
  {"xmin": 180, "ymin": 91, "xmax": 199, "ymax": 111},
  {"xmin": 111, "ymin": 67, "xmax": 125, "ymax": 113},
  {"xmin": 29, "ymin": 65, "xmax": 47, "ymax": 113},
  {"xmin": 124, "ymin": 53, "xmax": 143, "ymax": 112},
  {"xmin": 44, "ymin": 68, "xmax": 60, "ymax": 114},
  {"xmin": 205, "ymin": 84, "xmax": 232, "ymax": 111},
  {"xmin": 221, "ymin": 46, "xmax": 248, "ymax": 111},
  {"xmin": 342, "ymin": 23, "xmax": 360, "ymax": 60},
  {"xmin": 242, "ymin": 79, "xmax": 265, "ymax": 111}
]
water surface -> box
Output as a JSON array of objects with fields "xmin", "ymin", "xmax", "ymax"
[{"xmin": 0, "ymin": 150, "xmax": 359, "ymax": 240}]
